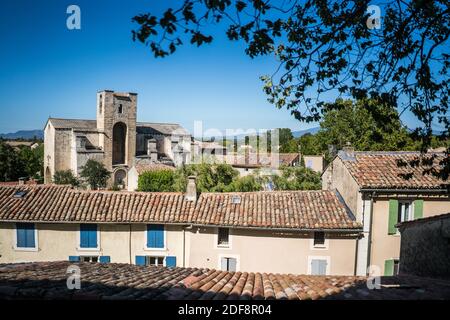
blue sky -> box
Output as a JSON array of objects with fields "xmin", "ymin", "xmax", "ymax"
[{"xmin": 0, "ymin": 0, "xmax": 425, "ymax": 135}]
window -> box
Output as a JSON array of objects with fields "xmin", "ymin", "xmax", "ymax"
[
  {"xmin": 80, "ymin": 224, "xmax": 98, "ymax": 249},
  {"xmin": 146, "ymin": 256, "xmax": 164, "ymax": 266},
  {"xmin": 118, "ymin": 104, "xmax": 123, "ymax": 114},
  {"xmin": 80, "ymin": 256, "xmax": 98, "ymax": 263},
  {"xmin": 310, "ymin": 259, "xmax": 328, "ymax": 275},
  {"xmin": 397, "ymin": 201, "xmax": 413, "ymax": 223},
  {"xmin": 306, "ymin": 159, "xmax": 313, "ymax": 168},
  {"xmin": 393, "ymin": 259, "xmax": 400, "ymax": 275},
  {"xmin": 99, "ymin": 94, "xmax": 102, "ymax": 114},
  {"xmin": 13, "ymin": 190, "xmax": 27, "ymax": 198},
  {"xmin": 16, "ymin": 223, "xmax": 36, "ymax": 249},
  {"xmin": 147, "ymin": 224, "xmax": 165, "ymax": 249},
  {"xmin": 313, "ymin": 231, "xmax": 325, "ymax": 247},
  {"xmin": 217, "ymin": 228, "xmax": 229, "ymax": 247},
  {"xmin": 220, "ymin": 257, "xmax": 237, "ymax": 272}
]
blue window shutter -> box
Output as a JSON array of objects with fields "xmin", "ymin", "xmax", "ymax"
[
  {"xmin": 147, "ymin": 224, "xmax": 164, "ymax": 248},
  {"xmin": 99, "ymin": 256, "xmax": 110, "ymax": 263},
  {"xmin": 311, "ymin": 259, "xmax": 320, "ymax": 275},
  {"xmin": 318, "ymin": 260, "xmax": 327, "ymax": 275},
  {"xmin": 80, "ymin": 224, "xmax": 97, "ymax": 248},
  {"xmin": 147, "ymin": 224, "xmax": 155, "ymax": 248},
  {"xmin": 80, "ymin": 225, "xmax": 89, "ymax": 248},
  {"xmin": 221, "ymin": 257, "xmax": 227, "ymax": 271},
  {"xmin": 135, "ymin": 255, "xmax": 146, "ymax": 266},
  {"xmin": 89, "ymin": 224, "xmax": 97, "ymax": 248},
  {"xmin": 16, "ymin": 224, "xmax": 26, "ymax": 247},
  {"xmin": 26, "ymin": 226, "xmax": 35, "ymax": 248},
  {"xmin": 166, "ymin": 256, "xmax": 176, "ymax": 268},
  {"xmin": 69, "ymin": 256, "xmax": 80, "ymax": 262},
  {"xmin": 16, "ymin": 223, "xmax": 35, "ymax": 248},
  {"xmin": 228, "ymin": 258, "xmax": 237, "ymax": 272}
]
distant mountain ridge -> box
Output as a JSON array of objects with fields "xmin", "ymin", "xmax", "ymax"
[
  {"xmin": 292, "ymin": 127, "xmax": 320, "ymax": 138},
  {"xmin": 0, "ymin": 130, "xmax": 44, "ymax": 140}
]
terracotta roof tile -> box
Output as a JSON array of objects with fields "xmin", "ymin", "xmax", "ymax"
[
  {"xmin": 1, "ymin": 262, "xmax": 449, "ymax": 300},
  {"xmin": 0, "ymin": 185, "xmax": 360, "ymax": 230},
  {"xmin": 339, "ymin": 151, "xmax": 449, "ymax": 189}
]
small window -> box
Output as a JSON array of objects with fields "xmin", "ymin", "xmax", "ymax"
[
  {"xmin": 397, "ymin": 201, "xmax": 413, "ymax": 223},
  {"xmin": 313, "ymin": 231, "xmax": 325, "ymax": 247},
  {"xmin": 221, "ymin": 257, "xmax": 237, "ymax": 272},
  {"xmin": 13, "ymin": 190, "xmax": 27, "ymax": 198},
  {"xmin": 80, "ymin": 224, "xmax": 98, "ymax": 249},
  {"xmin": 217, "ymin": 228, "xmax": 229, "ymax": 247},
  {"xmin": 80, "ymin": 256, "xmax": 98, "ymax": 263},
  {"xmin": 118, "ymin": 104, "xmax": 123, "ymax": 114},
  {"xmin": 306, "ymin": 160, "xmax": 313, "ymax": 168},
  {"xmin": 146, "ymin": 256, "xmax": 164, "ymax": 266},
  {"xmin": 99, "ymin": 94, "xmax": 103, "ymax": 114},
  {"xmin": 147, "ymin": 224, "xmax": 165, "ymax": 249},
  {"xmin": 231, "ymin": 195, "xmax": 241, "ymax": 204},
  {"xmin": 311, "ymin": 259, "xmax": 327, "ymax": 275},
  {"xmin": 16, "ymin": 223, "xmax": 36, "ymax": 248},
  {"xmin": 393, "ymin": 259, "xmax": 400, "ymax": 275}
]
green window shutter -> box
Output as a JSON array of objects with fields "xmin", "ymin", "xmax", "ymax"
[
  {"xmin": 384, "ymin": 259, "xmax": 394, "ymax": 276},
  {"xmin": 388, "ymin": 199, "xmax": 399, "ymax": 235},
  {"xmin": 414, "ymin": 199, "xmax": 424, "ymax": 219}
]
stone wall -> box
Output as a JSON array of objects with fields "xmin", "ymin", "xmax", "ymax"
[{"xmin": 399, "ymin": 214, "xmax": 450, "ymax": 279}]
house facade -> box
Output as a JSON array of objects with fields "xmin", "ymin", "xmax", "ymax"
[
  {"xmin": 0, "ymin": 183, "xmax": 361, "ymax": 275},
  {"xmin": 43, "ymin": 90, "xmax": 191, "ymax": 189},
  {"xmin": 322, "ymin": 149, "xmax": 450, "ymax": 276}
]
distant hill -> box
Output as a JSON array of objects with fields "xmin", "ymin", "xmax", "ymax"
[
  {"xmin": 0, "ymin": 130, "xmax": 44, "ymax": 140},
  {"xmin": 292, "ymin": 127, "xmax": 320, "ymax": 138}
]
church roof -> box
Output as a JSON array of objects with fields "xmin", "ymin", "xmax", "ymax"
[
  {"xmin": 137, "ymin": 122, "xmax": 190, "ymax": 136},
  {"xmin": 48, "ymin": 118, "xmax": 97, "ymax": 130},
  {"xmin": 47, "ymin": 118, "xmax": 191, "ymax": 137}
]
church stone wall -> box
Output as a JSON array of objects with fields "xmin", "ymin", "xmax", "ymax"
[{"xmin": 54, "ymin": 129, "xmax": 73, "ymax": 173}]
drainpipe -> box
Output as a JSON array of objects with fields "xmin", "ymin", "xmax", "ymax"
[
  {"xmin": 354, "ymin": 232, "xmax": 359, "ymax": 276},
  {"xmin": 129, "ymin": 224, "xmax": 132, "ymax": 264},
  {"xmin": 366, "ymin": 192, "xmax": 376, "ymax": 273},
  {"xmin": 183, "ymin": 224, "xmax": 193, "ymax": 267}
]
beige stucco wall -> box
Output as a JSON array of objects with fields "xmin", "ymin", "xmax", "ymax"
[
  {"xmin": 187, "ymin": 227, "xmax": 357, "ymax": 275},
  {"xmin": 0, "ymin": 222, "xmax": 357, "ymax": 275},
  {"xmin": 370, "ymin": 196, "xmax": 450, "ymax": 274},
  {"xmin": 303, "ymin": 155, "xmax": 324, "ymax": 173},
  {"xmin": 0, "ymin": 223, "xmax": 183, "ymax": 265}
]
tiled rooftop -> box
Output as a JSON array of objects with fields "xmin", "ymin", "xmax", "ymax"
[
  {"xmin": 0, "ymin": 185, "xmax": 361, "ymax": 230},
  {"xmin": 338, "ymin": 151, "xmax": 449, "ymax": 189},
  {"xmin": 0, "ymin": 262, "xmax": 449, "ymax": 300}
]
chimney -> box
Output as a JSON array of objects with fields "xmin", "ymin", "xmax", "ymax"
[
  {"xmin": 185, "ymin": 176, "xmax": 197, "ymax": 202},
  {"xmin": 18, "ymin": 177, "xmax": 26, "ymax": 186},
  {"xmin": 342, "ymin": 141, "xmax": 354, "ymax": 154}
]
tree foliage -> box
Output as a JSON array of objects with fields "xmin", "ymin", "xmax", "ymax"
[
  {"xmin": 0, "ymin": 141, "xmax": 43, "ymax": 182},
  {"xmin": 132, "ymin": 0, "xmax": 450, "ymax": 178},
  {"xmin": 138, "ymin": 170, "xmax": 175, "ymax": 192},
  {"xmin": 53, "ymin": 170, "xmax": 79, "ymax": 187},
  {"xmin": 315, "ymin": 98, "xmax": 418, "ymax": 154},
  {"xmin": 173, "ymin": 163, "xmax": 240, "ymax": 192},
  {"xmin": 271, "ymin": 166, "xmax": 321, "ymax": 190},
  {"xmin": 79, "ymin": 159, "xmax": 110, "ymax": 190}
]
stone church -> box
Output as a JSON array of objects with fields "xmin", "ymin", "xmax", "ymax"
[{"xmin": 44, "ymin": 90, "xmax": 192, "ymax": 189}]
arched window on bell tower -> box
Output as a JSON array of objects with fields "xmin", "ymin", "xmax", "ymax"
[
  {"xmin": 112, "ymin": 122, "xmax": 127, "ymax": 165},
  {"xmin": 99, "ymin": 94, "xmax": 103, "ymax": 114}
]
